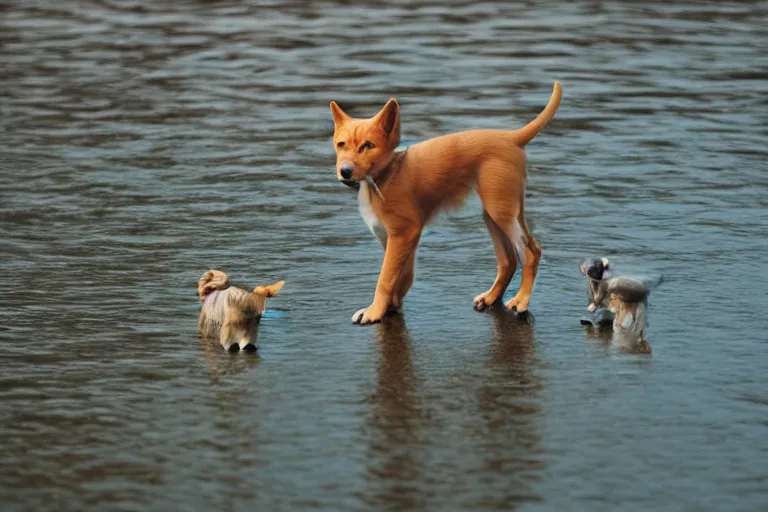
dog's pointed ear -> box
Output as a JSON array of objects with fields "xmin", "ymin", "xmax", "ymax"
[
  {"xmin": 373, "ymin": 98, "xmax": 400, "ymax": 135},
  {"xmin": 253, "ymin": 280, "xmax": 285, "ymax": 298},
  {"xmin": 329, "ymin": 101, "xmax": 350, "ymax": 125}
]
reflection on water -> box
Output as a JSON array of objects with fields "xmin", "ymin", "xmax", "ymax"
[
  {"xmin": 364, "ymin": 317, "xmax": 425, "ymax": 510},
  {"xmin": 364, "ymin": 311, "xmax": 547, "ymax": 510},
  {"xmin": 198, "ymin": 336, "xmax": 261, "ymax": 384},
  {"xmin": 583, "ymin": 317, "xmax": 653, "ymax": 354},
  {"xmin": 612, "ymin": 332, "xmax": 653, "ymax": 355},
  {"xmin": 1, "ymin": 0, "xmax": 767, "ymax": 509},
  {"xmin": 476, "ymin": 309, "xmax": 544, "ymax": 508}
]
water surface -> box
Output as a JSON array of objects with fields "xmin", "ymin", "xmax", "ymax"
[{"xmin": 1, "ymin": 1, "xmax": 767, "ymax": 510}]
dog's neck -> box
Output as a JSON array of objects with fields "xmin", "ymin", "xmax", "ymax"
[{"xmin": 370, "ymin": 149, "xmax": 408, "ymax": 187}]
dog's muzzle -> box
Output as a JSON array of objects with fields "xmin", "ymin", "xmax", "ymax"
[
  {"xmin": 340, "ymin": 179, "xmax": 360, "ymax": 190},
  {"xmin": 340, "ymin": 163, "xmax": 355, "ymax": 180}
]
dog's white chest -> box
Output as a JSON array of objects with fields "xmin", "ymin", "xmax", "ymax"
[{"xmin": 358, "ymin": 182, "xmax": 387, "ymax": 248}]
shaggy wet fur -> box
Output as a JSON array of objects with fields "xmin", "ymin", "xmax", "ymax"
[
  {"xmin": 580, "ymin": 258, "xmax": 661, "ymax": 350},
  {"xmin": 607, "ymin": 290, "xmax": 649, "ymax": 340},
  {"xmin": 580, "ymin": 257, "xmax": 611, "ymax": 309},
  {"xmin": 197, "ymin": 270, "xmax": 284, "ymax": 351}
]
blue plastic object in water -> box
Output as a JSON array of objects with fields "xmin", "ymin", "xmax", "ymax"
[
  {"xmin": 261, "ymin": 309, "xmax": 290, "ymax": 319},
  {"xmin": 580, "ymin": 307, "xmax": 614, "ymax": 327}
]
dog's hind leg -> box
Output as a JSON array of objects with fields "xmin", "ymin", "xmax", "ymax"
[
  {"xmin": 474, "ymin": 163, "xmax": 523, "ymax": 311},
  {"xmin": 505, "ymin": 206, "xmax": 542, "ymax": 313},
  {"xmin": 219, "ymin": 323, "xmax": 233, "ymax": 351},
  {"xmin": 473, "ymin": 211, "xmax": 519, "ymax": 311}
]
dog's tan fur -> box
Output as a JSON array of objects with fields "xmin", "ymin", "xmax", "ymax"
[
  {"xmin": 603, "ymin": 277, "xmax": 652, "ymax": 344},
  {"xmin": 607, "ymin": 295, "xmax": 648, "ymax": 341},
  {"xmin": 330, "ymin": 82, "xmax": 562, "ymax": 324},
  {"xmin": 197, "ymin": 269, "xmax": 284, "ymax": 350}
]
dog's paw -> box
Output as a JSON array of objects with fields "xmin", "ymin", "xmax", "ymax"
[
  {"xmin": 352, "ymin": 308, "xmax": 366, "ymax": 323},
  {"xmin": 352, "ymin": 307, "xmax": 383, "ymax": 325},
  {"xmin": 473, "ymin": 292, "xmax": 499, "ymax": 312},
  {"xmin": 506, "ymin": 293, "xmax": 530, "ymax": 313},
  {"xmin": 587, "ymin": 302, "xmax": 597, "ymax": 312}
]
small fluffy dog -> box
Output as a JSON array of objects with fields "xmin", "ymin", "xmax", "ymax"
[
  {"xmin": 197, "ymin": 270, "xmax": 284, "ymax": 351},
  {"xmin": 580, "ymin": 257, "xmax": 612, "ymax": 311},
  {"xmin": 579, "ymin": 258, "xmax": 661, "ymax": 343}
]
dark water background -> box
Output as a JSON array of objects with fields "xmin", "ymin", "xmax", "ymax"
[{"xmin": 1, "ymin": 1, "xmax": 767, "ymax": 510}]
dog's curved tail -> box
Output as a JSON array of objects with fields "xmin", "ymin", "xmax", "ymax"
[
  {"xmin": 198, "ymin": 269, "xmax": 230, "ymax": 299},
  {"xmin": 512, "ymin": 81, "xmax": 562, "ymax": 147}
]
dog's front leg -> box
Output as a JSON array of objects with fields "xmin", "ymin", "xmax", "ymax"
[{"xmin": 353, "ymin": 229, "xmax": 420, "ymax": 325}]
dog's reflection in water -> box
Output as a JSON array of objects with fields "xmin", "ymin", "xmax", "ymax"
[
  {"xmin": 584, "ymin": 320, "xmax": 652, "ymax": 354},
  {"xmin": 612, "ymin": 331, "xmax": 652, "ymax": 354},
  {"xmin": 364, "ymin": 316, "xmax": 426, "ymax": 509},
  {"xmin": 478, "ymin": 308, "xmax": 546, "ymax": 507},
  {"xmin": 198, "ymin": 334, "xmax": 261, "ymax": 384},
  {"xmin": 487, "ymin": 306, "xmax": 536, "ymax": 365}
]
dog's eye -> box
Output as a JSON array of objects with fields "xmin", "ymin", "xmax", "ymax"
[
  {"xmin": 358, "ymin": 141, "xmax": 375, "ymax": 153},
  {"xmin": 336, "ymin": 141, "xmax": 345, "ymax": 149}
]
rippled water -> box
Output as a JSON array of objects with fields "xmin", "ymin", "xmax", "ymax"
[{"xmin": 2, "ymin": 1, "xmax": 767, "ymax": 510}]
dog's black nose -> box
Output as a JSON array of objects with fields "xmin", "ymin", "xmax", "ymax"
[{"xmin": 340, "ymin": 165, "xmax": 354, "ymax": 180}]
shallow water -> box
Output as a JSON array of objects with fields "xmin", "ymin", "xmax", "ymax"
[{"xmin": 1, "ymin": 1, "xmax": 767, "ymax": 510}]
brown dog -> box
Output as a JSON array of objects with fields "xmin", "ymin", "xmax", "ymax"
[
  {"xmin": 329, "ymin": 82, "xmax": 562, "ymax": 324},
  {"xmin": 197, "ymin": 270, "xmax": 284, "ymax": 350}
]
